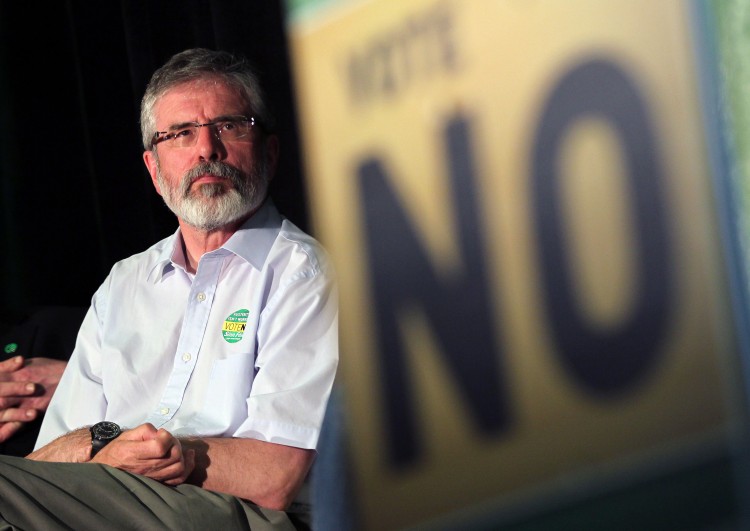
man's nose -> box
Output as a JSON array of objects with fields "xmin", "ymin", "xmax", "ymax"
[{"xmin": 195, "ymin": 125, "xmax": 226, "ymax": 161}]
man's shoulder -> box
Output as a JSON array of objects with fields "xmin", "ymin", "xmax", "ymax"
[{"xmin": 274, "ymin": 220, "xmax": 332, "ymax": 276}]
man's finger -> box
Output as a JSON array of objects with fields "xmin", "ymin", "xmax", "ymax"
[
  {"xmin": 0, "ymin": 357, "xmax": 23, "ymax": 379},
  {"xmin": 135, "ymin": 436, "xmax": 178, "ymax": 461},
  {"xmin": 0, "ymin": 395, "xmax": 23, "ymax": 410},
  {"xmin": 151, "ymin": 458, "xmax": 189, "ymax": 485},
  {"xmin": 118, "ymin": 423, "xmax": 158, "ymax": 442},
  {"xmin": 162, "ymin": 448, "xmax": 194, "ymax": 486},
  {"xmin": 0, "ymin": 421, "xmax": 23, "ymax": 443},
  {"xmin": 0, "ymin": 381, "xmax": 36, "ymax": 398},
  {"xmin": 0, "ymin": 407, "xmax": 36, "ymax": 423},
  {"xmin": 0, "ymin": 356, "xmax": 23, "ymax": 373}
]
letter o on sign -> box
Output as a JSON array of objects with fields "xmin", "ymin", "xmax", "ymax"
[{"xmin": 531, "ymin": 58, "xmax": 673, "ymax": 396}]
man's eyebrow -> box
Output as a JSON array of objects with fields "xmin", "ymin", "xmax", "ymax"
[
  {"xmin": 164, "ymin": 115, "xmax": 247, "ymax": 131},
  {"xmin": 212, "ymin": 114, "xmax": 248, "ymax": 122},
  {"xmin": 165, "ymin": 120, "xmax": 199, "ymax": 131}
]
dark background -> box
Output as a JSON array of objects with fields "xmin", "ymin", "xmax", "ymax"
[{"xmin": 0, "ymin": 0, "xmax": 306, "ymax": 314}]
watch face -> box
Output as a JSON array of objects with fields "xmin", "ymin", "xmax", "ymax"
[{"xmin": 91, "ymin": 421, "xmax": 121, "ymax": 441}]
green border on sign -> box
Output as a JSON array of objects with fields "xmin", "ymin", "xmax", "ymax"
[
  {"xmin": 710, "ymin": 0, "xmax": 750, "ymax": 258},
  {"xmin": 284, "ymin": 0, "xmax": 367, "ymax": 24}
]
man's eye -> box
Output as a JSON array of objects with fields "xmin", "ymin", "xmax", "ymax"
[
  {"xmin": 174, "ymin": 129, "xmax": 194, "ymax": 138},
  {"xmin": 219, "ymin": 122, "xmax": 236, "ymax": 132}
]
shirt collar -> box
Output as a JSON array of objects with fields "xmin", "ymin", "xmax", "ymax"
[
  {"xmin": 147, "ymin": 199, "xmax": 282, "ymax": 283},
  {"xmin": 222, "ymin": 199, "xmax": 282, "ymax": 270}
]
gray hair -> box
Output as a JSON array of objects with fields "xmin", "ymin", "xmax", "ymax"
[{"xmin": 140, "ymin": 48, "xmax": 275, "ymax": 150}]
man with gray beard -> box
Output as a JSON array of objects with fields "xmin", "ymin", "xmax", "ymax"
[{"xmin": 0, "ymin": 48, "xmax": 338, "ymax": 530}]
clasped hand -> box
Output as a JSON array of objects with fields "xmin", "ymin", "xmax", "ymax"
[
  {"xmin": 92, "ymin": 423, "xmax": 195, "ymax": 486},
  {"xmin": 28, "ymin": 423, "xmax": 195, "ymax": 486},
  {"xmin": 0, "ymin": 356, "xmax": 67, "ymax": 443}
]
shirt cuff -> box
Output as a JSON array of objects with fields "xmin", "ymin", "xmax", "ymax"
[{"xmin": 235, "ymin": 418, "xmax": 321, "ymax": 449}]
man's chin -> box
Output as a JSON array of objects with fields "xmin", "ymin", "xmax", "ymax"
[
  {"xmin": 192, "ymin": 182, "xmax": 230, "ymax": 198},
  {"xmin": 177, "ymin": 201, "xmax": 256, "ymax": 232}
]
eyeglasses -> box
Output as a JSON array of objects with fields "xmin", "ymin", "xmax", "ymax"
[{"xmin": 151, "ymin": 115, "xmax": 257, "ymax": 148}]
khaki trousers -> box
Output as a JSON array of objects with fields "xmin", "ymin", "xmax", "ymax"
[{"xmin": 0, "ymin": 455, "xmax": 307, "ymax": 530}]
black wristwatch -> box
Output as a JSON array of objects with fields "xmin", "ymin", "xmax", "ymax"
[{"xmin": 90, "ymin": 421, "xmax": 122, "ymax": 456}]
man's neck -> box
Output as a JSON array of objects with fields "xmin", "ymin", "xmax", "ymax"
[
  {"xmin": 176, "ymin": 199, "xmax": 267, "ymax": 274},
  {"xmin": 178, "ymin": 216, "xmax": 247, "ymax": 274}
]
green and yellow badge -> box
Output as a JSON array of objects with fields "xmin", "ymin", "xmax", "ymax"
[{"xmin": 222, "ymin": 309, "xmax": 249, "ymax": 343}]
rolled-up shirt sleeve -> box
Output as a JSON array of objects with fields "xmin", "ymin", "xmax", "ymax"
[{"xmin": 236, "ymin": 260, "xmax": 339, "ymax": 450}]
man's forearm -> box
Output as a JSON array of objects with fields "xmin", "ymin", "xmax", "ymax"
[
  {"xmin": 26, "ymin": 427, "xmax": 91, "ymax": 462},
  {"xmin": 181, "ymin": 437, "xmax": 315, "ymax": 511},
  {"xmin": 27, "ymin": 427, "xmax": 315, "ymax": 511}
]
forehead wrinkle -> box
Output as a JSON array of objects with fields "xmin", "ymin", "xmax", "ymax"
[{"xmin": 155, "ymin": 79, "xmax": 250, "ymax": 130}]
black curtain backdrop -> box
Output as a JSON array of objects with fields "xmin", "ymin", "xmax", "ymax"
[{"xmin": 0, "ymin": 0, "xmax": 307, "ymax": 313}]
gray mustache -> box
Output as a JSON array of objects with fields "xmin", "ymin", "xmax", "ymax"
[{"xmin": 183, "ymin": 161, "xmax": 243, "ymax": 184}]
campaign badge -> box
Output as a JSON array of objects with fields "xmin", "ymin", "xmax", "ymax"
[{"xmin": 222, "ymin": 309, "xmax": 249, "ymax": 343}]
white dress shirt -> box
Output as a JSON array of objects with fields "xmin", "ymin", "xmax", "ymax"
[{"xmin": 35, "ymin": 200, "xmax": 338, "ymax": 450}]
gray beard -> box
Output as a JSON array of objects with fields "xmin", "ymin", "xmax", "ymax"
[{"xmin": 157, "ymin": 159, "xmax": 268, "ymax": 232}]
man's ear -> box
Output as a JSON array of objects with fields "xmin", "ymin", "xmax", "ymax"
[{"xmin": 143, "ymin": 150, "xmax": 162, "ymax": 195}]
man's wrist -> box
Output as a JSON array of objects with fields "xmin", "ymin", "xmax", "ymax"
[
  {"xmin": 63, "ymin": 427, "xmax": 97, "ymax": 463},
  {"xmin": 90, "ymin": 421, "xmax": 122, "ymax": 457},
  {"xmin": 75, "ymin": 427, "xmax": 95, "ymax": 462}
]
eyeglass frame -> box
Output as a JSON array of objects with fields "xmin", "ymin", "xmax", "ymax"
[{"xmin": 150, "ymin": 115, "xmax": 258, "ymax": 148}]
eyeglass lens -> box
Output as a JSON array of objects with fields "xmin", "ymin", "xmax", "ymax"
[{"xmin": 154, "ymin": 116, "xmax": 254, "ymax": 147}]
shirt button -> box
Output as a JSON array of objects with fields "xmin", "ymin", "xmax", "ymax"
[
  {"xmin": 160, "ymin": 407, "xmax": 170, "ymax": 415},
  {"xmin": 197, "ymin": 292, "xmax": 206, "ymax": 302},
  {"xmin": 182, "ymin": 352, "xmax": 192, "ymax": 362}
]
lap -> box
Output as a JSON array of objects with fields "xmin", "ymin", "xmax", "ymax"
[{"xmin": 0, "ymin": 455, "xmax": 301, "ymax": 531}]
